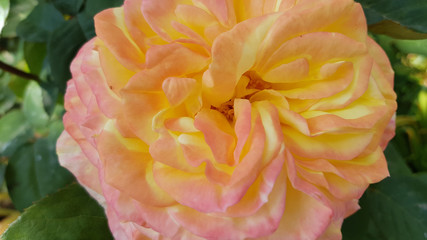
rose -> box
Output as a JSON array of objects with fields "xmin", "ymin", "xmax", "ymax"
[{"xmin": 56, "ymin": 0, "xmax": 397, "ymax": 239}]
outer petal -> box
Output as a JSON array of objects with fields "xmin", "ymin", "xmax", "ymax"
[
  {"xmin": 95, "ymin": 8, "xmax": 145, "ymax": 71},
  {"xmin": 168, "ymin": 169, "xmax": 287, "ymax": 239},
  {"xmin": 266, "ymin": 182, "xmax": 333, "ymax": 240},
  {"xmin": 257, "ymin": 0, "xmax": 366, "ymax": 66},
  {"xmin": 57, "ymin": 131, "xmax": 103, "ymax": 200},
  {"xmin": 96, "ymin": 123, "xmax": 175, "ymax": 207}
]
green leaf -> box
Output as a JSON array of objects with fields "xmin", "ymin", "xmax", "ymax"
[
  {"xmin": 47, "ymin": 18, "xmax": 86, "ymax": 92},
  {"xmin": 5, "ymin": 124, "xmax": 74, "ymax": 211},
  {"xmin": 7, "ymin": 75, "xmax": 29, "ymax": 100},
  {"xmin": 40, "ymin": 81, "xmax": 59, "ymax": 116},
  {"xmin": 384, "ymin": 143, "xmax": 412, "ymax": 176},
  {"xmin": 357, "ymin": 0, "xmax": 427, "ymax": 34},
  {"xmin": 77, "ymin": 11, "xmax": 95, "ymax": 40},
  {"xmin": 416, "ymin": 173, "xmax": 427, "ymax": 185},
  {"xmin": 85, "ymin": 0, "xmax": 123, "ymax": 17},
  {"xmin": 362, "ymin": 7, "xmax": 384, "ymax": 25},
  {"xmin": 0, "ymin": 0, "xmax": 9, "ymax": 34},
  {"xmin": 0, "ymin": 110, "xmax": 31, "ymax": 156},
  {"xmin": 22, "ymin": 81, "xmax": 49, "ymax": 129},
  {"xmin": 0, "ymin": 85, "xmax": 15, "ymax": 115},
  {"xmin": 392, "ymin": 39, "xmax": 427, "ymax": 56},
  {"xmin": 16, "ymin": 3, "xmax": 64, "ymax": 42},
  {"xmin": 0, "ymin": 161, "xmax": 6, "ymax": 188},
  {"xmin": 52, "ymin": 0, "xmax": 83, "ymax": 15},
  {"xmin": 364, "ymin": 176, "xmax": 427, "ymax": 240},
  {"xmin": 2, "ymin": 183, "xmax": 113, "ymax": 240},
  {"xmin": 24, "ymin": 42, "xmax": 46, "ymax": 75},
  {"xmin": 368, "ymin": 20, "xmax": 427, "ymax": 40},
  {"xmin": 345, "ymin": 174, "xmax": 427, "ymax": 240},
  {"xmin": 342, "ymin": 205, "xmax": 372, "ymax": 240},
  {"xmin": 5, "ymin": 144, "xmax": 38, "ymax": 211},
  {"xmin": 1, "ymin": 0, "xmax": 36, "ymax": 38},
  {"xmin": 342, "ymin": 202, "xmax": 382, "ymax": 240}
]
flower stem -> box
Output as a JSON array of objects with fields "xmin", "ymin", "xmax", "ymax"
[{"xmin": 0, "ymin": 60, "xmax": 41, "ymax": 82}]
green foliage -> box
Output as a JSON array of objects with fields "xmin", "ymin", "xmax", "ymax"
[
  {"xmin": 0, "ymin": 110, "xmax": 30, "ymax": 155},
  {"xmin": 343, "ymin": 144, "xmax": 427, "ymax": 240},
  {"xmin": 47, "ymin": 18, "xmax": 86, "ymax": 92},
  {"xmin": 16, "ymin": 3, "xmax": 64, "ymax": 42},
  {"xmin": 0, "ymin": 82, "xmax": 15, "ymax": 115},
  {"xmin": 365, "ymin": 176, "xmax": 427, "ymax": 240},
  {"xmin": 23, "ymin": 42, "xmax": 46, "ymax": 75},
  {"xmin": 357, "ymin": 0, "xmax": 427, "ymax": 37},
  {"xmin": 1, "ymin": 0, "xmax": 36, "ymax": 38},
  {"xmin": 22, "ymin": 81, "xmax": 49, "ymax": 129},
  {"xmin": 343, "ymin": 174, "xmax": 427, "ymax": 240},
  {"xmin": 384, "ymin": 143, "xmax": 412, "ymax": 176},
  {"xmin": 52, "ymin": 0, "xmax": 84, "ymax": 16},
  {"xmin": 2, "ymin": 183, "xmax": 113, "ymax": 240},
  {"xmin": 84, "ymin": 0, "xmax": 123, "ymax": 17},
  {"xmin": 5, "ymin": 121, "xmax": 74, "ymax": 211}
]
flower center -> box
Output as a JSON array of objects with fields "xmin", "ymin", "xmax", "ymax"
[
  {"xmin": 244, "ymin": 71, "xmax": 272, "ymax": 91},
  {"xmin": 212, "ymin": 71, "xmax": 272, "ymax": 121},
  {"xmin": 212, "ymin": 99, "xmax": 235, "ymax": 121}
]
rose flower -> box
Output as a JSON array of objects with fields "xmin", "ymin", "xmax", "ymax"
[{"xmin": 56, "ymin": 0, "xmax": 397, "ymax": 239}]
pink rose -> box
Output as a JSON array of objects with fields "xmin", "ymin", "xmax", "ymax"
[{"xmin": 57, "ymin": 0, "xmax": 397, "ymax": 239}]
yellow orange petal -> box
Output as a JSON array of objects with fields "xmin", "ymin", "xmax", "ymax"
[{"xmin": 95, "ymin": 8, "xmax": 145, "ymax": 71}]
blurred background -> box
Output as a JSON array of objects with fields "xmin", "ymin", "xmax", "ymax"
[{"xmin": 0, "ymin": 0, "xmax": 425, "ymax": 239}]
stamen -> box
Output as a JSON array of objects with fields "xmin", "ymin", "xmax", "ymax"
[
  {"xmin": 244, "ymin": 71, "xmax": 272, "ymax": 90},
  {"xmin": 211, "ymin": 99, "xmax": 234, "ymax": 121},
  {"xmin": 212, "ymin": 71, "xmax": 271, "ymax": 121}
]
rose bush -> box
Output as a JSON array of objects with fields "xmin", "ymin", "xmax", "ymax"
[{"xmin": 56, "ymin": 0, "xmax": 397, "ymax": 239}]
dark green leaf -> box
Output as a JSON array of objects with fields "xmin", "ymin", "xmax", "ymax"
[
  {"xmin": 0, "ymin": 85, "xmax": 15, "ymax": 115},
  {"xmin": 16, "ymin": 3, "xmax": 64, "ymax": 42},
  {"xmin": 0, "ymin": 161, "xmax": 6, "ymax": 188},
  {"xmin": 416, "ymin": 173, "xmax": 427, "ymax": 185},
  {"xmin": 7, "ymin": 75, "xmax": 29, "ymax": 100},
  {"xmin": 24, "ymin": 42, "xmax": 46, "ymax": 75},
  {"xmin": 77, "ymin": 11, "xmax": 95, "ymax": 40},
  {"xmin": 47, "ymin": 18, "xmax": 86, "ymax": 92},
  {"xmin": 0, "ymin": 110, "xmax": 31, "ymax": 156},
  {"xmin": 52, "ymin": 0, "xmax": 83, "ymax": 15},
  {"xmin": 2, "ymin": 183, "xmax": 113, "ymax": 240},
  {"xmin": 40, "ymin": 81, "xmax": 59, "ymax": 116},
  {"xmin": 363, "ymin": 176, "xmax": 427, "ymax": 240},
  {"xmin": 345, "ymin": 174, "xmax": 427, "ymax": 239},
  {"xmin": 357, "ymin": 0, "xmax": 427, "ymax": 34},
  {"xmin": 84, "ymin": 0, "xmax": 123, "ymax": 17},
  {"xmin": 5, "ymin": 144, "xmax": 39, "ymax": 211},
  {"xmin": 342, "ymin": 201, "xmax": 383, "ymax": 240},
  {"xmin": 2, "ymin": 0, "xmax": 36, "ymax": 38},
  {"xmin": 342, "ymin": 204, "xmax": 373, "ymax": 240},
  {"xmin": 5, "ymin": 124, "xmax": 74, "ymax": 211},
  {"xmin": 22, "ymin": 81, "xmax": 49, "ymax": 129},
  {"xmin": 362, "ymin": 7, "xmax": 384, "ymax": 25},
  {"xmin": 384, "ymin": 143, "xmax": 412, "ymax": 176}
]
